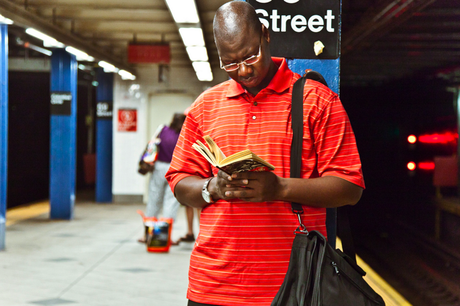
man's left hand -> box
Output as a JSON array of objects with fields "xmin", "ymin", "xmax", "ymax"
[{"xmin": 224, "ymin": 171, "xmax": 281, "ymax": 202}]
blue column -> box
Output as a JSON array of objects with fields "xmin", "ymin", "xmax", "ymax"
[
  {"xmin": 95, "ymin": 69, "xmax": 113, "ymax": 203},
  {"xmin": 0, "ymin": 24, "xmax": 8, "ymax": 250},
  {"xmin": 287, "ymin": 59, "xmax": 340, "ymax": 95},
  {"xmin": 49, "ymin": 49, "xmax": 77, "ymax": 219}
]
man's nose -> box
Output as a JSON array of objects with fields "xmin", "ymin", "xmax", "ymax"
[{"xmin": 238, "ymin": 63, "xmax": 253, "ymax": 77}]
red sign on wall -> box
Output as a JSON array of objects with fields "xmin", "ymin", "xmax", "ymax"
[
  {"xmin": 118, "ymin": 109, "xmax": 137, "ymax": 132},
  {"xmin": 128, "ymin": 44, "xmax": 170, "ymax": 64}
]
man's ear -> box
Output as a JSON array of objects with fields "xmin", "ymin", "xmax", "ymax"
[{"xmin": 262, "ymin": 24, "xmax": 270, "ymax": 44}]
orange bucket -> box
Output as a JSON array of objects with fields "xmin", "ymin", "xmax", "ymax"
[{"xmin": 137, "ymin": 210, "xmax": 173, "ymax": 253}]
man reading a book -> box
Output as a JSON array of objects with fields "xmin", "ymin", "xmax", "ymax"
[{"xmin": 165, "ymin": 2, "xmax": 365, "ymax": 306}]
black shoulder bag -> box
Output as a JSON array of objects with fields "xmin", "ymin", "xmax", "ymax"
[{"xmin": 271, "ymin": 74, "xmax": 386, "ymax": 306}]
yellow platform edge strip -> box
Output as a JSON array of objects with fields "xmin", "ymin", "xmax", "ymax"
[
  {"xmin": 6, "ymin": 201, "xmax": 50, "ymax": 227},
  {"xmin": 336, "ymin": 238, "xmax": 411, "ymax": 306}
]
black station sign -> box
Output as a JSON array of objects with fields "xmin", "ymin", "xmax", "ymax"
[
  {"xmin": 248, "ymin": 0, "xmax": 340, "ymax": 59},
  {"xmin": 96, "ymin": 101, "xmax": 113, "ymax": 118},
  {"xmin": 50, "ymin": 92, "xmax": 72, "ymax": 115}
]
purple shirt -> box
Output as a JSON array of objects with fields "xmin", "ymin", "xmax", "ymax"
[{"xmin": 157, "ymin": 126, "xmax": 180, "ymax": 163}]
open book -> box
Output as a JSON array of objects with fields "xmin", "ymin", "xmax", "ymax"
[{"xmin": 192, "ymin": 135, "xmax": 275, "ymax": 174}]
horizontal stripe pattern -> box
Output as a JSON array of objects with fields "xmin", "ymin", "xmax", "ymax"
[{"xmin": 166, "ymin": 58, "xmax": 364, "ymax": 305}]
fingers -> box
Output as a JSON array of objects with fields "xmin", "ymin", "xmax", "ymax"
[
  {"xmin": 225, "ymin": 179, "xmax": 248, "ymax": 188},
  {"xmin": 217, "ymin": 171, "xmax": 249, "ymax": 187},
  {"xmin": 215, "ymin": 170, "xmax": 277, "ymax": 202},
  {"xmin": 225, "ymin": 189, "xmax": 251, "ymax": 199}
]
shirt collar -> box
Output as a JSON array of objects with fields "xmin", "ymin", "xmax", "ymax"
[{"xmin": 226, "ymin": 57, "xmax": 293, "ymax": 98}]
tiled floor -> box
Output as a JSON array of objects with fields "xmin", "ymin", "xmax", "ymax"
[{"xmin": 0, "ymin": 199, "xmax": 198, "ymax": 306}]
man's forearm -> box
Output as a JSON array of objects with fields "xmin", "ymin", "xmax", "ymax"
[
  {"xmin": 174, "ymin": 176, "xmax": 211, "ymax": 209},
  {"xmin": 276, "ymin": 176, "xmax": 363, "ymax": 208},
  {"xmin": 174, "ymin": 173, "xmax": 363, "ymax": 209}
]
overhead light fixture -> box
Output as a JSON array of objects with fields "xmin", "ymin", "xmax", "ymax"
[
  {"xmin": 98, "ymin": 61, "xmax": 118, "ymax": 73},
  {"xmin": 118, "ymin": 70, "xmax": 136, "ymax": 80},
  {"xmin": 179, "ymin": 28, "xmax": 205, "ymax": 47},
  {"xmin": 166, "ymin": 1, "xmax": 212, "ymax": 82},
  {"xmin": 192, "ymin": 61, "xmax": 213, "ymax": 82},
  {"xmin": 192, "ymin": 61, "xmax": 211, "ymax": 73},
  {"xmin": 65, "ymin": 46, "xmax": 94, "ymax": 62},
  {"xmin": 43, "ymin": 40, "xmax": 65, "ymax": 48},
  {"xmin": 130, "ymin": 84, "xmax": 140, "ymax": 91},
  {"xmin": 186, "ymin": 46, "xmax": 208, "ymax": 61},
  {"xmin": 25, "ymin": 28, "xmax": 64, "ymax": 48},
  {"xmin": 25, "ymin": 43, "xmax": 52, "ymax": 56},
  {"xmin": 165, "ymin": 0, "xmax": 199, "ymax": 23},
  {"xmin": 0, "ymin": 14, "xmax": 13, "ymax": 25},
  {"xmin": 196, "ymin": 70, "xmax": 213, "ymax": 82}
]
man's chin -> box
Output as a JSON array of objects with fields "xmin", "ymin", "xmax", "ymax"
[{"xmin": 239, "ymin": 77, "xmax": 259, "ymax": 88}]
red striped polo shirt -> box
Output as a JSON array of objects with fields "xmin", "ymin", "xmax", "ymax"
[{"xmin": 166, "ymin": 57, "xmax": 365, "ymax": 305}]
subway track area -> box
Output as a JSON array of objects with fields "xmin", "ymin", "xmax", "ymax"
[{"xmin": 355, "ymin": 217, "xmax": 460, "ymax": 306}]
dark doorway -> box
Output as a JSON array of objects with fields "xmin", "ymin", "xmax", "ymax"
[
  {"xmin": 7, "ymin": 68, "xmax": 97, "ymax": 208},
  {"xmin": 8, "ymin": 71, "xmax": 50, "ymax": 208}
]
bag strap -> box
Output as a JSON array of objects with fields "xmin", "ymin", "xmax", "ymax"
[
  {"xmin": 290, "ymin": 74, "xmax": 357, "ymax": 263},
  {"xmin": 152, "ymin": 124, "xmax": 165, "ymax": 140}
]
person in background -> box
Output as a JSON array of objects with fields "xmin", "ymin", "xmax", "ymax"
[
  {"xmin": 166, "ymin": 2, "xmax": 364, "ymax": 305},
  {"xmin": 171, "ymin": 206, "xmax": 200, "ymax": 245},
  {"xmin": 171, "ymin": 107, "xmax": 200, "ymax": 246},
  {"xmin": 138, "ymin": 112, "xmax": 186, "ymax": 243}
]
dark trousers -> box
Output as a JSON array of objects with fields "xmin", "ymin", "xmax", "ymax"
[{"xmin": 188, "ymin": 300, "xmax": 218, "ymax": 306}]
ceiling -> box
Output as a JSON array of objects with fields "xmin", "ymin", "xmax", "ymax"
[
  {"xmin": 1, "ymin": 0, "xmax": 460, "ymax": 86},
  {"xmin": 341, "ymin": 0, "xmax": 460, "ymax": 86}
]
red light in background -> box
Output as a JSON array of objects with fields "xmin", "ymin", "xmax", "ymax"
[
  {"xmin": 407, "ymin": 162, "xmax": 416, "ymax": 171},
  {"xmin": 407, "ymin": 135, "xmax": 417, "ymax": 144},
  {"xmin": 418, "ymin": 161, "xmax": 435, "ymax": 170},
  {"xmin": 418, "ymin": 131, "xmax": 457, "ymax": 144}
]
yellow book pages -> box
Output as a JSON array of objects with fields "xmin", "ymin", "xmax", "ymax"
[
  {"xmin": 221, "ymin": 151, "xmax": 275, "ymax": 169},
  {"xmin": 192, "ymin": 142, "xmax": 217, "ymax": 166},
  {"xmin": 194, "ymin": 135, "xmax": 275, "ymax": 174},
  {"xmin": 220, "ymin": 149, "xmax": 253, "ymax": 165},
  {"xmin": 203, "ymin": 135, "xmax": 226, "ymax": 164}
]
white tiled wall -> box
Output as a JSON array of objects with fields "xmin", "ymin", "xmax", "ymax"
[
  {"xmin": 112, "ymin": 77, "xmax": 148, "ymax": 197},
  {"xmin": 112, "ymin": 65, "xmax": 227, "ymax": 202}
]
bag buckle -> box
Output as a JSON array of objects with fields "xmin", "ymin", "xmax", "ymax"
[{"xmin": 294, "ymin": 212, "xmax": 308, "ymax": 234}]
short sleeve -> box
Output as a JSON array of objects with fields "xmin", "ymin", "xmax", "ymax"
[
  {"xmin": 305, "ymin": 82, "xmax": 365, "ymax": 188},
  {"xmin": 165, "ymin": 100, "xmax": 213, "ymax": 193}
]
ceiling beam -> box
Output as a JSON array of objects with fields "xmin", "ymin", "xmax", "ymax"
[
  {"xmin": 372, "ymin": 41, "xmax": 460, "ymax": 49},
  {"xmin": 42, "ymin": 17, "xmax": 170, "ymax": 23},
  {"xmin": 342, "ymin": 0, "xmax": 437, "ymax": 54},
  {"xmin": 35, "ymin": 8, "xmax": 171, "ymax": 23},
  {"xmin": 0, "ymin": 0, "xmax": 136, "ymax": 74},
  {"xmin": 387, "ymin": 33, "xmax": 460, "ymax": 41},
  {"xmin": 82, "ymin": 37, "xmax": 182, "ymax": 44},
  {"xmin": 18, "ymin": 1, "xmax": 166, "ymax": 10}
]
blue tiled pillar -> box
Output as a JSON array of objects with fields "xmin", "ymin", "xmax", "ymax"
[
  {"xmin": 0, "ymin": 24, "xmax": 8, "ymax": 250},
  {"xmin": 49, "ymin": 49, "xmax": 77, "ymax": 219},
  {"xmin": 287, "ymin": 59, "xmax": 340, "ymax": 95},
  {"xmin": 95, "ymin": 69, "xmax": 113, "ymax": 203}
]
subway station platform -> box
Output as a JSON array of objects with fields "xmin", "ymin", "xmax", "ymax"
[{"xmin": 1, "ymin": 194, "xmax": 409, "ymax": 306}]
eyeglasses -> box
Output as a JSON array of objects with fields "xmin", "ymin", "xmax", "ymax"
[{"xmin": 219, "ymin": 43, "xmax": 262, "ymax": 72}]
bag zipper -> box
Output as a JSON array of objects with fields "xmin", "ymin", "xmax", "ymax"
[{"xmin": 330, "ymin": 261, "xmax": 383, "ymax": 304}]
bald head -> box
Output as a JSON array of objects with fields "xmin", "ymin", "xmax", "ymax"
[{"xmin": 213, "ymin": 1, "xmax": 262, "ymax": 48}]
